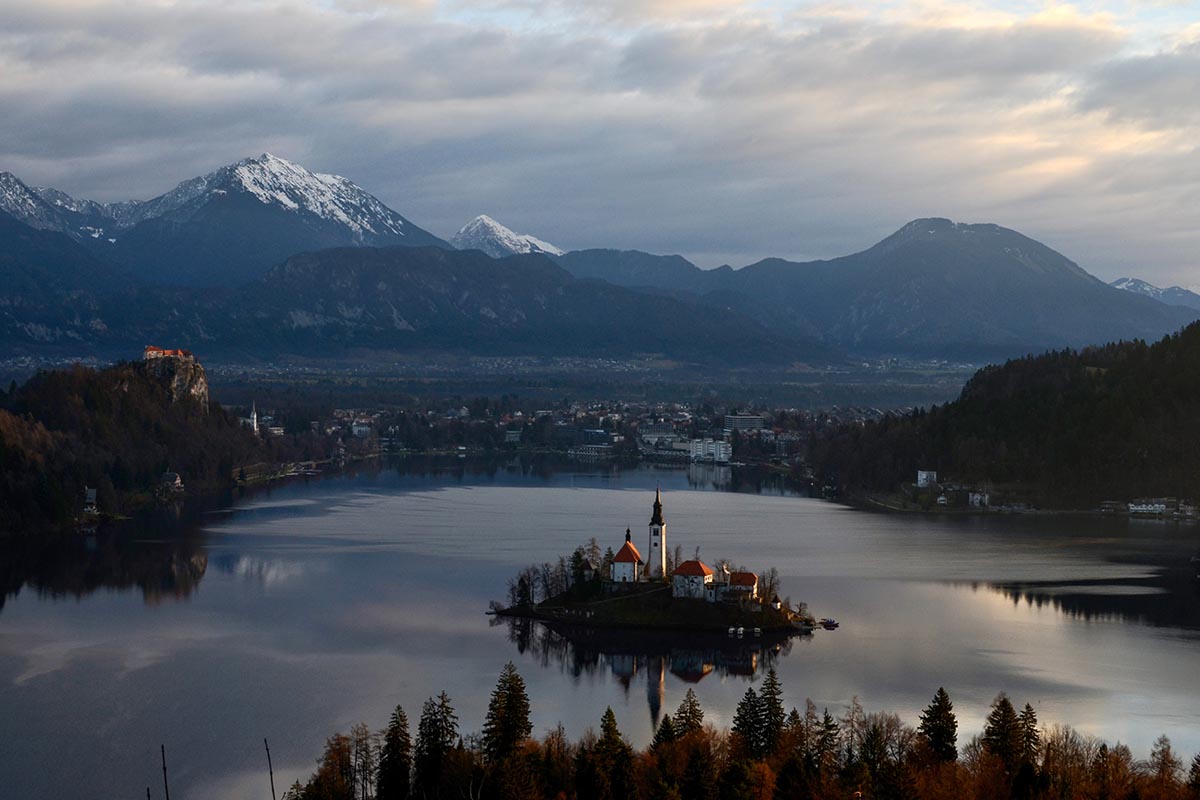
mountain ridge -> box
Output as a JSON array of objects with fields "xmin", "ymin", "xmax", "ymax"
[{"xmin": 450, "ymin": 214, "xmax": 564, "ymax": 258}]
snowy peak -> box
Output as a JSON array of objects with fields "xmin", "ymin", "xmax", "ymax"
[
  {"xmin": 450, "ymin": 214, "xmax": 564, "ymax": 259},
  {"xmin": 0, "ymin": 171, "xmax": 62, "ymax": 230},
  {"xmin": 1110, "ymin": 277, "xmax": 1200, "ymax": 311}
]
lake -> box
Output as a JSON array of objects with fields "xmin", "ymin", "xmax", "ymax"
[{"xmin": 3, "ymin": 458, "xmax": 1199, "ymax": 799}]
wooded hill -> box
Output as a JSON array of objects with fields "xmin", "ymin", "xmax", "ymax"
[{"xmin": 811, "ymin": 321, "xmax": 1200, "ymax": 507}]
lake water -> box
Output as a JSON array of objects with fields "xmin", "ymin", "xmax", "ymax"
[{"xmin": 3, "ymin": 459, "xmax": 1199, "ymax": 799}]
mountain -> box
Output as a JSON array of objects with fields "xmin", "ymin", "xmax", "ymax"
[
  {"xmin": 0, "ymin": 210, "xmax": 131, "ymax": 349},
  {"xmin": 811, "ymin": 320, "xmax": 1200, "ymax": 507},
  {"xmin": 105, "ymin": 154, "xmax": 449, "ymax": 286},
  {"xmin": 558, "ymin": 219, "xmax": 1199, "ymax": 360},
  {"xmin": 450, "ymin": 215, "xmax": 564, "ymax": 258},
  {"xmin": 234, "ymin": 246, "xmax": 805, "ymax": 362},
  {"xmin": 2, "ymin": 154, "xmax": 449, "ymax": 287},
  {"xmin": 1109, "ymin": 277, "xmax": 1200, "ymax": 311}
]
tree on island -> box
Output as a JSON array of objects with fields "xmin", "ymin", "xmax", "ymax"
[
  {"xmin": 376, "ymin": 705, "xmax": 411, "ymax": 800},
  {"xmin": 919, "ymin": 687, "xmax": 959, "ymax": 762},
  {"xmin": 481, "ymin": 662, "xmax": 533, "ymax": 763}
]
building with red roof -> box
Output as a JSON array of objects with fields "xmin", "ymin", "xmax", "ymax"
[
  {"xmin": 611, "ymin": 529, "xmax": 643, "ymax": 583},
  {"xmin": 672, "ymin": 558, "xmax": 715, "ymax": 599},
  {"xmin": 727, "ymin": 571, "xmax": 759, "ymax": 600}
]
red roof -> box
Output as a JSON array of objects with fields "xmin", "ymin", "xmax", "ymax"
[
  {"xmin": 730, "ymin": 571, "xmax": 758, "ymax": 586},
  {"xmin": 674, "ymin": 559, "xmax": 714, "ymax": 577},
  {"xmin": 613, "ymin": 540, "xmax": 643, "ymax": 564}
]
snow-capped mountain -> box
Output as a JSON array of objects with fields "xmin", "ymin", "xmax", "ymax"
[
  {"xmin": 1110, "ymin": 277, "xmax": 1200, "ymax": 311},
  {"xmin": 1, "ymin": 153, "xmax": 450, "ymax": 286},
  {"xmin": 450, "ymin": 214, "xmax": 564, "ymax": 259}
]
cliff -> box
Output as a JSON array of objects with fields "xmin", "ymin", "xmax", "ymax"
[{"xmin": 139, "ymin": 353, "xmax": 209, "ymax": 409}]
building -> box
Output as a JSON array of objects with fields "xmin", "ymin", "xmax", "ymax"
[
  {"xmin": 672, "ymin": 559, "xmax": 715, "ymax": 599},
  {"xmin": 611, "ymin": 530, "xmax": 644, "ymax": 583},
  {"xmin": 727, "ymin": 571, "xmax": 759, "ymax": 600},
  {"xmin": 917, "ymin": 470, "xmax": 938, "ymax": 488},
  {"xmin": 724, "ymin": 414, "xmax": 764, "ymax": 433},
  {"xmin": 647, "ymin": 488, "xmax": 668, "ymax": 579},
  {"xmin": 689, "ymin": 438, "xmax": 732, "ymax": 463},
  {"xmin": 160, "ymin": 472, "xmax": 184, "ymax": 492},
  {"xmin": 351, "ymin": 422, "xmax": 372, "ymax": 438},
  {"xmin": 83, "ymin": 487, "xmax": 98, "ymax": 515},
  {"xmin": 144, "ymin": 345, "xmax": 194, "ymax": 362}
]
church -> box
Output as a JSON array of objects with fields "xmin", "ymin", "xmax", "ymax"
[{"xmin": 608, "ymin": 489, "xmax": 758, "ymax": 604}]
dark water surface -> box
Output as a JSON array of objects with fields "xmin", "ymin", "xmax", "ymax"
[{"xmin": 3, "ymin": 459, "xmax": 1199, "ymax": 799}]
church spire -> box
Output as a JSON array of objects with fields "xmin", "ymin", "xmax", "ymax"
[{"xmin": 650, "ymin": 486, "xmax": 664, "ymax": 526}]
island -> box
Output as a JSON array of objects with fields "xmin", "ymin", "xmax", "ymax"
[{"xmin": 492, "ymin": 489, "xmax": 818, "ymax": 635}]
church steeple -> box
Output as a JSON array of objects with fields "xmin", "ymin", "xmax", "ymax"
[{"xmin": 647, "ymin": 488, "xmax": 667, "ymax": 580}]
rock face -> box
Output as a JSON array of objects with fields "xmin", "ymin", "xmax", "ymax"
[{"xmin": 138, "ymin": 350, "xmax": 210, "ymax": 409}]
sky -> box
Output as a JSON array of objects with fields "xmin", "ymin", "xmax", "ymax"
[{"xmin": 2, "ymin": 0, "xmax": 1198, "ymax": 285}]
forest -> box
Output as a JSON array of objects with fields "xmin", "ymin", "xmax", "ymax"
[
  {"xmin": 810, "ymin": 322, "xmax": 1200, "ymax": 507},
  {"xmin": 284, "ymin": 662, "xmax": 1200, "ymax": 800},
  {"xmin": 0, "ymin": 361, "xmax": 329, "ymax": 532}
]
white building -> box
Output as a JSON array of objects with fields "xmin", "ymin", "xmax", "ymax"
[
  {"xmin": 647, "ymin": 488, "xmax": 668, "ymax": 579},
  {"xmin": 611, "ymin": 531, "xmax": 643, "ymax": 583},
  {"xmin": 672, "ymin": 559, "xmax": 715, "ymax": 599},
  {"xmin": 917, "ymin": 470, "xmax": 938, "ymax": 488},
  {"xmin": 724, "ymin": 414, "xmax": 764, "ymax": 433},
  {"xmin": 689, "ymin": 438, "xmax": 732, "ymax": 463}
]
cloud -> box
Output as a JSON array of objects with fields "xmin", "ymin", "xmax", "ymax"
[{"xmin": 0, "ymin": 0, "xmax": 1197, "ymax": 285}]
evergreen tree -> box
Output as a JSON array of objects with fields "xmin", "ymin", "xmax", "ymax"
[
  {"xmin": 1018, "ymin": 703, "xmax": 1040, "ymax": 766},
  {"xmin": 674, "ymin": 688, "xmax": 705, "ymax": 736},
  {"xmin": 481, "ymin": 662, "xmax": 533, "ymax": 763},
  {"xmin": 815, "ymin": 709, "xmax": 840, "ymax": 772},
  {"xmin": 1186, "ymin": 752, "xmax": 1200, "ymax": 799},
  {"xmin": 376, "ymin": 704, "xmax": 412, "ymax": 800},
  {"xmin": 413, "ymin": 692, "xmax": 458, "ymax": 798},
  {"xmin": 982, "ymin": 693, "xmax": 1022, "ymax": 771},
  {"xmin": 651, "ymin": 715, "xmax": 677, "ymax": 750},
  {"xmin": 760, "ymin": 669, "xmax": 786, "ymax": 756},
  {"xmin": 594, "ymin": 708, "xmax": 636, "ymax": 799},
  {"xmin": 918, "ymin": 687, "xmax": 958, "ymax": 762},
  {"xmin": 732, "ymin": 687, "xmax": 766, "ymax": 760}
]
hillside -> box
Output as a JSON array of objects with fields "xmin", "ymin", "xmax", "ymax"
[
  {"xmin": 811, "ymin": 321, "xmax": 1200, "ymax": 507},
  {"xmin": 558, "ymin": 219, "xmax": 1198, "ymax": 360},
  {"xmin": 0, "ymin": 357, "xmax": 267, "ymax": 532}
]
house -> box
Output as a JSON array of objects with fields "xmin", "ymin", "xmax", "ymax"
[
  {"xmin": 581, "ymin": 558, "xmax": 600, "ymax": 582},
  {"xmin": 144, "ymin": 345, "xmax": 194, "ymax": 362},
  {"xmin": 770, "ymin": 595, "xmax": 783, "ymax": 611},
  {"xmin": 83, "ymin": 487, "xmax": 98, "ymax": 515},
  {"xmin": 672, "ymin": 559, "xmax": 715, "ymax": 599},
  {"xmin": 160, "ymin": 472, "xmax": 184, "ymax": 492},
  {"xmin": 917, "ymin": 470, "xmax": 937, "ymax": 488},
  {"xmin": 611, "ymin": 530, "xmax": 644, "ymax": 583},
  {"xmin": 727, "ymin": 571, "xmax": 759, "ymax": 600}
]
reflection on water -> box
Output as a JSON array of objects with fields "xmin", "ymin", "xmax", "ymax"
[
  {"xmin": 989, "ymin": 567, "xmax": 1200, "ymax": 629},
  {"xmin": 0, "ymin": 511, "xmax": 209, "ymax": 611},
  {"xmin": 499, "ymin": 617, "xmax": 799, "ymax": 725}
]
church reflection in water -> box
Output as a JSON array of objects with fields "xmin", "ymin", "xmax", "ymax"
[{"xmin": 498, "ymin": 617, "xmax": 805, "ymax": 725}]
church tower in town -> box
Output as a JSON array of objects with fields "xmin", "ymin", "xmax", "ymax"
[{"xmin": 648, "ymin": 488, "xmax": 667, "ymax": 579}]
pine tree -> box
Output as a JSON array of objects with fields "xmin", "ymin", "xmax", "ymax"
[
  {"xmin": 732, "ymin": 687, "xmax": 766, "ymax": 760},
  {"xmin": 674, "ymin": 688, "xmax": 705, "ymax": 736},
  {"xmin": 651, "ymin": 715, "xmax": 677, "ymax": 750},
  {"xmin": 413, "ymin": 692, "xmax": 458, "ymax": 798},
  {"xmin": 1186, "ymin": 752, "xmax": 1200, "ymax": 799},
  {"xmin": 759, "ymin": 669, "xmax": 786, "ymax": 757},
  {"xmin": 1018, "ymin": 703, "xmax": 1040, "ymax": 766},
  {"xmin": 595, "ymin": 708, "xmax": 636, "ymax": 799},
  {"xmin": 376, "ymin": 705, "xmax": 412, "ymax": 800},
  {"xmin": 982, "ymin": 693, "xmax": 1022, "ymax": 771},
  {"xmin": 481, "ymin": 662, "xmax": 533, "ymax": 763},
  {"xmin": 816, "ymin": 709, "xmax": 840, "ymax": 772},
  {"xmin": 918, "ymin": 687, "xmax": 958, "ymax": 762}
]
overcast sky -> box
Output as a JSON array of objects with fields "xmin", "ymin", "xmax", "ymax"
[{"xmin": 2, "ymin": 0, "xmax": 1198, "ymax": 284}]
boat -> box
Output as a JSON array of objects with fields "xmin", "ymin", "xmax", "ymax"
[
  {"xmin": 728, "ymin": 627, "xmax": 737, "ymax": 636},
  {"xmin": 820, "ymin": 618, "xmax": 840, "ymax": 630},
  {"xmin": 736, "ymin": 626, "xmax": 745, "ymax": 636},
  {"xmin": 753, "ymin": 627, "xmax": 762, "ymax": 637}
]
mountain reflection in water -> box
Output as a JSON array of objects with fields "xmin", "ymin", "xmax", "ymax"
[{"xmin": 499, "ymin": 617, "xmax": 801, "ymax": 725}]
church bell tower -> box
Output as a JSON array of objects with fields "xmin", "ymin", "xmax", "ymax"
[{"xmin": 648, "ymin": 488, "xmax": 667, "ymax": 579}]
